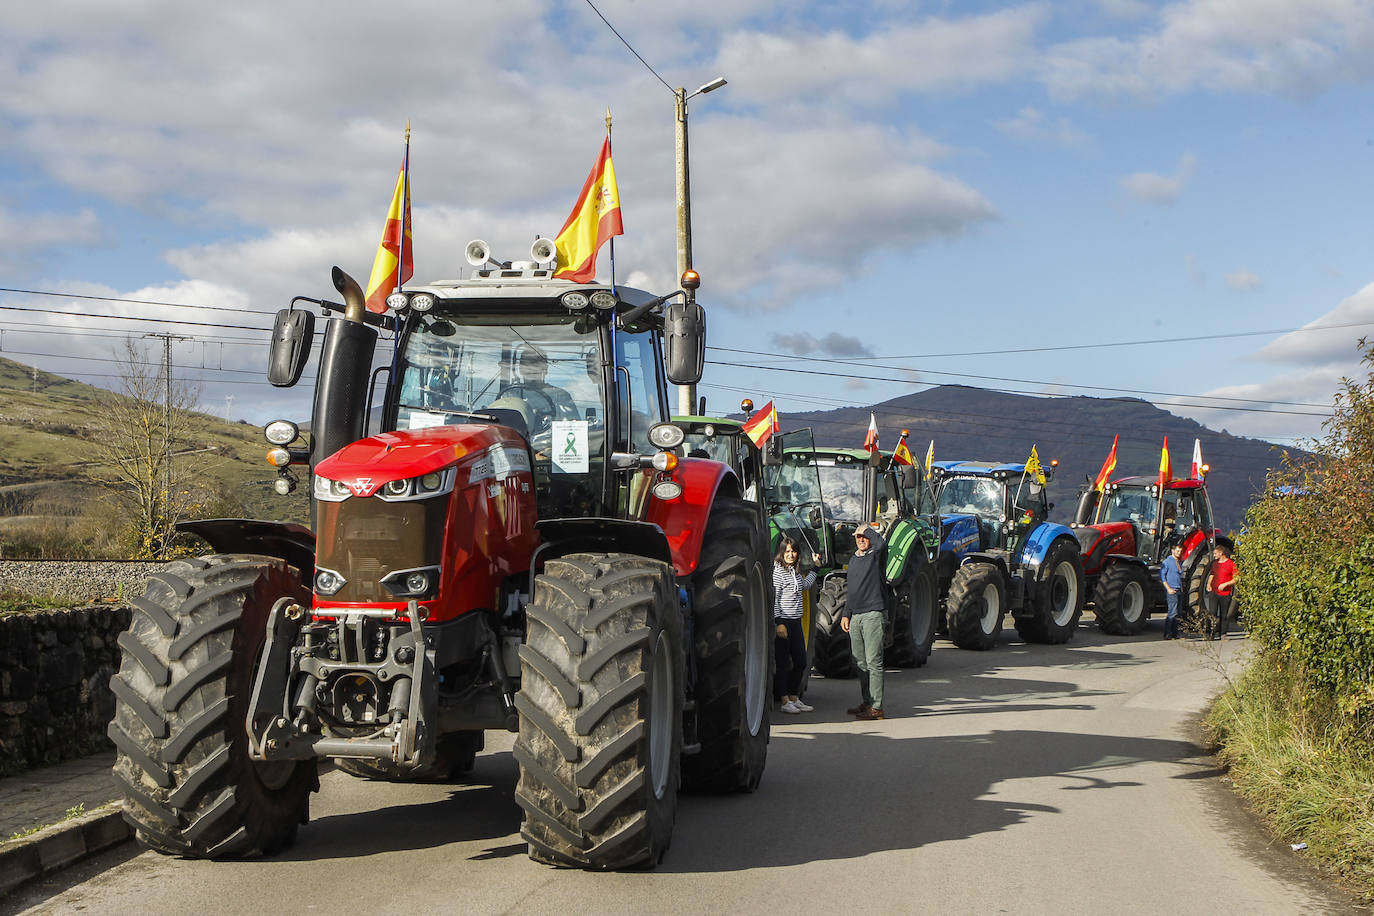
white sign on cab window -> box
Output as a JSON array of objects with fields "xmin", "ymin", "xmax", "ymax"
[{"xmin": 551, "ymin": 420, "xmax": 590, "ymax": 474}]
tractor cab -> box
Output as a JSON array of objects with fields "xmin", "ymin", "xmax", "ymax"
[{"xmin": 931, "ymin": 460, "xmax": 1050, "ymax": 561}]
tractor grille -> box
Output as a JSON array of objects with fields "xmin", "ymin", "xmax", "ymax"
[{"xmin": 315, "ymin": 493, "xmax": 449, "ymax": 603}]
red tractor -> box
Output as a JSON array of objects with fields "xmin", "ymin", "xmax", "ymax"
[
  {"xmin": 1072, "ymin": 471, "xmax": 1230, "ymax": 634},
  {"xmin": 109, "ymin": 242, "xmax": 773, "ymax": 869}
]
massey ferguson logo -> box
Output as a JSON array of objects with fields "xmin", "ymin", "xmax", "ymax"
[{"xmin": 348, "ymin": 477, "xmax": 379, "ymax": 497}]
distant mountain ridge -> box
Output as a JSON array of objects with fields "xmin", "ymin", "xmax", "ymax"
[{"xmin": 745, "ymin": 385, "xmax": 1302, "ymax": 532}]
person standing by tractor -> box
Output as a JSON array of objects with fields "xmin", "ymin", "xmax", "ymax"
[
  {"xmin": 1161, "ymin": 543, "xmax": 1184, "ymax": 640},
  {"xmin": 841, "ymin": 524, "xmax": 888, "ymax": 721},
  {"xmin": 1207, "ymin": 543, "xmax": 1238, "ymax": 639},
  {"xmin": 773, "ymin": 538, "xmax": 819, "ymax": 714}
]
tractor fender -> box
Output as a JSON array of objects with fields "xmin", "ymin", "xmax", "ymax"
[
  {"xmin": 644, "ymin": 457, "xmax": 742, "ymax": 577},
  {"xmin": 1017, "ymin": 523, "xmax": 1079, "ymax": 573},
  {"xmin": 957, "ymin": 551, "xmax": 1010, "ymax": 579},
  {"xmin": 536, "ymin": 518, "xmax": 674, "ymax": 571},
  {"xmin": 882, "ymin": 517, "xmax": 938, "ymax": 584},
  {"xmin": 176, "ymin": 519, "xmax": 316, "ymax": 585}
]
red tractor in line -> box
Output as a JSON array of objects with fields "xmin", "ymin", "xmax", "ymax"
[
  {"xmin": 1072, "ymin": 470, "xmax": 1230, "ymax": 634},
  {"xmin": 109, "ymin": 241, "xmax": 773, "ymax": 869}
]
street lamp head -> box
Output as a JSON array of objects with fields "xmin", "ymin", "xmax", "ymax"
[{"xmin": 697, "ymin": 77, "xmax": 727, "ymax": 95}]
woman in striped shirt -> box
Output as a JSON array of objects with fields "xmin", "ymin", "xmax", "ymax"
[{"xmin": 774, "ymin": 537, "xmax": 820, "ymax": 714}]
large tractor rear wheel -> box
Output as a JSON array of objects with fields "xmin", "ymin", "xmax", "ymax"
[
  {"xmin": 886, "ymin": 562, "xmax": 937, "ymax": 668},
  {"xmin": 1094, "ymin": 562, "xmax": 1151, "ymax": 635},
  {"xmin": 515, "ymin": 553, "xmax": 682, "ymax": 869},
  {"xmin": 682, "ymin": 498, "xmax": 771, "ymax": 794},
  {"xmin": 110, "ymin": 555, "xmax": 318, "ymax": 858},
  {"xmin": 946, "ymin": 563, "xmax": 1005, "ymax": 651},
  {"xmin": 811, "ymin": 575, "xmax": 856, "ymax": 677},
  {"xmin": 1185, "ymin": 549, "xmax": 1214, "ymax": 632},
  {"xmin": 1017, "ymin": 539, "xmax": 1084, "ymax": 644}
]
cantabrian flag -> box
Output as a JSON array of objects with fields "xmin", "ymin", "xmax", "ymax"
[
  {"xmin": 924, "ymin": 439, "xmax": 935, "ymax": 475},
  {"xmin": 1158, "ymin": 436, "xmax": 1173, "ymax": 489},
  {"xmin": 742, "ymin": 400, "xmax": 780, "ymax": 446},
  {"xmin": 1092, "ymin": 435, "xmax": 1119, "ymax": 492},
  {"xmin": 554, "ymin": 136, "xmax": 623, "ymax": 282},
  {"xmin": 364, "ymin": 130, "xmax": 414, "ymax": 314},
  {"xmin": 1191, "ymin": 438, "xmax": 1204, "ymax": 479},
  {"xmin": 863, "ymin": 413, "xmax": 879, "ymax": 453},
  {"xmin": 1025, "ymin": 445, "xmax": 1046, "ymax": 486},
  {"xmin": 893, "ymin": 430, "xmax": 914, "ymax": 466}
]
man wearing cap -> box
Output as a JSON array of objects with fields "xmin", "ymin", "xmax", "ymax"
[
  {"xmin": 840, "ymin": 524, "xmax": 888, "ymax": 721},
  {"xmin": 500, "ymin": 348, "xmax": 579, "ymax": 431}
]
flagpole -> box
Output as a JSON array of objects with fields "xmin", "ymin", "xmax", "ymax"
[
  {"xmin": 605, "ymin": 109, "xmax": 616, "ymax": 292},
  {"xmin": 398, "ymin": 121, "xmax": 410, "ymax": 296}
]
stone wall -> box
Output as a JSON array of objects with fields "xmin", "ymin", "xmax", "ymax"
[
  {"xmin": 0, "ymin": 561, "xmax": 163, "ymax": 602},
  {"xmin": 0, "ymin": 606, "xmax": 131, "ymax": 774}
]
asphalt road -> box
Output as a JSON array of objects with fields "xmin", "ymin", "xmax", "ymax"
[{"xmin": 6, "ymin": 621, "xmax": 1359, "ymax": 915}]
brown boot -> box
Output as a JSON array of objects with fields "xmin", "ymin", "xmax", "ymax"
[
  {"xmin": 846, "ymin": 703, "xmax": 872, "ymax": 716},
  {"xmin": 856, "ymin": 707, "xmax": 885, "ymax": 721}
]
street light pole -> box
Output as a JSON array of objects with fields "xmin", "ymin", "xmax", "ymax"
[{"xmin": 674, "ymin": 76, "xmax": 726, "ymax": 417}]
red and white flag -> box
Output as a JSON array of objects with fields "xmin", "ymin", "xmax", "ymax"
[
  {"xmin": 1191, "ymin": 438, "xmax": 1204, "ymax": 478},
  {"xmin": 863, "ymin": 413, "xmax": 879, "ymax": 453}
]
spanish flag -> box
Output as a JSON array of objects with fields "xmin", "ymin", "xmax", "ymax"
[
  {"xmin": 742, "ymin": 400, "xmax": 779, "ymax": 446},
  {"xmin": 892, "ymin": 430, "xmax": 914, "ymax": 466},
  {"xmin": 1158, "ymin": 436, "xmax": 1173, "ymax": 489},
  {"xmin": 364, "ymin": 128, "xmax": 414, "ymax": 314},
  {"xmin": 554, "ymin": 136, "xmax": 623, "ymax": 282},
  {"xmin": 1092, "ymin": 435, "xmax": 1119, "ymax": 492}
]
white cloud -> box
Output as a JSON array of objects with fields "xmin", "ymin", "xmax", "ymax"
[
  {"xmin": 1121, "ymin": 153, "xmax": 1196, "ymax": 205},
  {"xmin": 994, "ymin": 106, "xmax": 1089, "ymax": 147},
  {"xmin": 0, "ymin": 206, "xmax": 103, "ymax": 260},
  {"xmin": 1166, "ymin": 366, "xmax": 1341, "ymax": 442},
  {"xmin": 772, "ymin": 332, "xmax": 874, "ymax": 358},
  {"xmin": 1044, "ymin": 0, "xmax": 1374, "ymax": 100},
  {"xmin": 1225, "ymin": 269, "xmax": 1261, "ymax": 290},
  {"xmin": 1253, "ymin": 282, "xmax": 1374, "ymax": 366}
]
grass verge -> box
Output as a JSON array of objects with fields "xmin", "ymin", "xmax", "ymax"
[
  {"xmin": 0, "ymin": 589, "xmax": 84, "ymax": 616},
  {"xmin": 1207, "ymin": 653, "xmax": 1374, "ymax": 902}
]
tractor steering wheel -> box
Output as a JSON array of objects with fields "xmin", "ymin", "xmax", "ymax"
[{"xmin": 498, "ymin": 385, "xmax": 559, "ymax": 431}]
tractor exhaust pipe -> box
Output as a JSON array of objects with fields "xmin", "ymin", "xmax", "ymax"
[{"xmin": 310, "ymin": 267, "xmax": 377, "ymax": 474}]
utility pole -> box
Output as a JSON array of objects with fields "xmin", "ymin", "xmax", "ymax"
[{"xmin": 673, "ymin": 76, "xmax": 727, "ymax": 417}]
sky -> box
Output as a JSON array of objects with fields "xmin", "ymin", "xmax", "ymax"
[{"xmin": 2, "ymin": 0, "xmax": 1373, "ymax": 452}]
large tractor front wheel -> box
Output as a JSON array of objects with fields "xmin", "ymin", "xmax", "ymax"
[
  {"xmin": 886, "ymin": 562, "xmax": 937, "ymax": 668},
  {"xmin": 109, "ymin": 555, "xmax": 318, "ymax": 858},
  {"xmin": 1094, "ymin": 562, "xmax": 1151, "ymax": 635},
  {"xmin": 1017, "ymin": 540, "xmax": 1084, "ymax": 644},
  {"xmin": 811, "ymin": 576, "xmax": 856, "ymax": 677},
  {"xmin": 682, "ymin": 498, "xmax": 772, "ymax": 794},
  {"xmin": 515, "ymin": 554, "xmax": 683, "ymax": 869},
  {"xmin": 946, "ymin": 563, "xmax": 1006, "ymax": 650}
]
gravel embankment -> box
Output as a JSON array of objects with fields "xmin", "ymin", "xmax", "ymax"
[{"xmin": 0, "ymin": 561, "xmax": 165, "ymax": 602}]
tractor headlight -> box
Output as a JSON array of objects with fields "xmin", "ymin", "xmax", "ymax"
[
  {"xmin": 561, "ymin": 291, "xmax": 590, "ymax": 311},
  {"xmin": 264, "ymin": 420, "xmax": 299, "ymax": 445},
  {"xmin": 590, "ymin": 290, "xmax": 618, "ymax": 310},
  {"xmin": 648, "ymin": 423, "xmax": 686, "ymax": 450},
  {"xmin": 375, "ymin": 468, "xmax": 455, "ymax": 502},
  {"xmin": 410, "ymin": 292, "xmax": 436, "ymax": 313},
  {"xmin": 315, "ymin": 567, "xmax": 346, "ymax": 596},
  {"xmin": 386, "ymin": 291, "xmax": 410, "ymax": 312},
  {"xmin": 380, "ymin": 566, "xmax": 440, "ymax": 599},
  {"xmin": 313, "ymin": 476, "xmax": 352, "ymax": 502},
  {"xmin": 384, "ymin": 479, "xmax": 411, "ymax": 498}
]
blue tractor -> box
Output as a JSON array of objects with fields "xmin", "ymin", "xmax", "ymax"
[{"xmin": 930, "ymin": 460, "xmax": 1085, "ymax": 650}]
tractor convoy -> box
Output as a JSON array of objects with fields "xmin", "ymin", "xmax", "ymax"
[
  {"xmin": 110, "ymin": 244, "xmax": 773, "ymax": 870},
  {"xmin": 103, "ymin": 199, "xmax": 1231, "ymax": 871}
]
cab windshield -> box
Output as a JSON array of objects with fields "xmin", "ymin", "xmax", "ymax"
[
  {"xmin": 815, "ymin": 462, "xmax": 867, "ymax": 523},
  {"xmin": 1100, "ymin": 487, "xmax": 1155, "ymax": 525},
  {"xmin": 937, "ymin": 476, "xmax": 1004, "ymax": 519}
]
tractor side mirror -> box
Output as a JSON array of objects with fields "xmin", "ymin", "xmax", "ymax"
[
  {"xmin": 268, "ymin": 307, "xmax": 315, "ymax": 388},
  {"xmin": 764, "ymin": 436, "xmax": 783, "ymax": 467},
  {"xmin": 664, "ymin": 301, "xmax": 705, "ymax": 385},
  {"xmin": 897, "ymin": 465, "xmax": 918, "ymax": 489}
]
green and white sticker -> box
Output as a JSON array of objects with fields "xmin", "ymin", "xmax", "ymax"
[{"xmin": 551, "ymin": 420, "xmax": 589, "ymax": 474}]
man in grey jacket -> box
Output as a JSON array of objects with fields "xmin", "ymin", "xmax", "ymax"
[{"xmin": 841, "ymin": 524, "xmax": 888, "ymax": 720}]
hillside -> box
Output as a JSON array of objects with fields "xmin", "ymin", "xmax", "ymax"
[
  {"xmin": 762, "ymin": 385, "xmax": 1301, "ymax": 532},
  {"xmin": 0, "ymin": 356, "xmax": 308, "ymax": 555}
]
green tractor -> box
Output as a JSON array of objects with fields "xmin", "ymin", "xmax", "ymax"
[{"xmin": 785, "ymin": 444, "xmax": 941, "ymax": 677}]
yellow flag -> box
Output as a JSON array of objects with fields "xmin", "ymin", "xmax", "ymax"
[
  {"xmin": 924, "ymin": 439, "xmax": 934, "ymax": 475},
  {"xmin": 1025, "ymin": 445, "xmax": 1046, "ymax": 486}
]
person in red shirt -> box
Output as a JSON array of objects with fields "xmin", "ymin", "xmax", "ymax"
[{"xmin": 1207, "ymin": 543, "xmax": 1238, "ymax": 639}]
